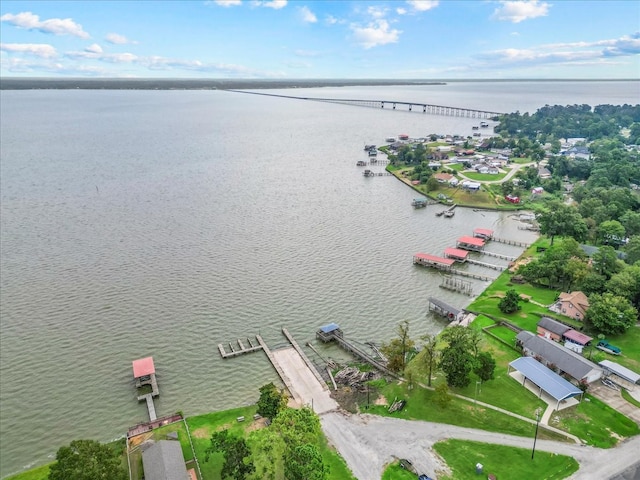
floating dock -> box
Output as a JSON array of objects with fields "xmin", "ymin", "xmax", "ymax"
[{"xmin": 218, "ymin": 336, "xmax": 264, "ymax": 358}]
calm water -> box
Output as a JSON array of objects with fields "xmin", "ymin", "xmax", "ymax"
[{"xmin": 1, "ymin": 81, "xmax": 638, "ymax": 477}]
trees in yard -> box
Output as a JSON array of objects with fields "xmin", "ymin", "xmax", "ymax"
[
  {"xmin": 381, "ymin": 320, "xmax": 415, "ymax": 374},
  {"xmin": 284, "ymin": 444, "xmax": 327, "ymax": 480},
  {"xmin": 498, "ymin": 289, "xmax": 521, "ymax": 314},
  {"xmin": 536, "ymin": 201, "xmax": 587, "ymax": 245},
  {"xmin": 438, "ymin": 326, "xmax": 482, "ymax": 388},
  {"xmin": 48, "ymin": 439, "xmax": 127, "ymax": 480},
  {"xmin": 624, "ymin": 235, "xmax": 640, "ymax": 265},
  {"xmin": 420, "ymin": 334, "xmax": 440, "ymax": 387},
  {"xmin": 585, "ymin": 292, "xmax": 638, "ymax": 335},
  {"xmin": 257, "ymin": 382, "xmax": 287, "ymax": 420},
  {"xmin": 474, "ymin": 352, "xmax": 496, "ymax": 383},
  {"xmin": 205, "ymin": 430, "xmax": 255, "ymax": 480}
]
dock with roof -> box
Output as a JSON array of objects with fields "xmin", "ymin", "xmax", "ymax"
[
  {"xmin": 413, "ymin": 253, "xmax": 455, "ymax": 270},
  {"xmin": 456, "ymin": 236, "xmax": 486, "ymax": 252},
  {"xmin": 132, "ymin": 356, "xmax": 159, "ymax": 421}
]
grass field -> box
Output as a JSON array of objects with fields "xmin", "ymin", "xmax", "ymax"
[
  {"xmin": 381, "ymin": 461, "xmax": 422, "ymax": 480},
  {"xmin": 433, "ymin": 439, "xmax": 579, "ymax": 480},
  {"xmin": 4, "ymin": 464, "xmax": 51, "ymax": 480},
  {"xmin": 461, "ymin": 171, "xmax": 509, "ymax": 182}
]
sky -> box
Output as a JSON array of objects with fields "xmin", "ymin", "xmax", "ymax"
[{"xmin": 0, "ymin": 0, "xmax": 639, "ymax": 79}]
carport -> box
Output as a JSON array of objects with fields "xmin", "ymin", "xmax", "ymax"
[
  {"xmin": 508, "ymin": 357, "xmax": 583, "ymax": 410},
  {"xmin": 599, "ymin": 360, "xmax": 640, "ymax": 386}
]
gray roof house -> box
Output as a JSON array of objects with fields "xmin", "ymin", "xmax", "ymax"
[
  {"xmin": 142, "ymin": 440, "xmax": 190, "ymax": 480},
  {"xmin": 537, "ymin": 317, "xmax": 570, "ymax": 341},
  {"xmin": 516, "ymin": 331, "xmax": 603, "ymax": 384}
]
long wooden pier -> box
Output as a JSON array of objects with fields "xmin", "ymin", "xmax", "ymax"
[
  {"xmin": 481, "ymin": 250, "xmax": 517, "ymax": 261},
  {"xmin": 492, "ymin": 236, "xmax": 531, "ymax": 248},
  {"xmin": 466, "ymin": 258, "xmax": 507, "ymax": 271},
  {"xmin": 450, "ymin": 268, "xmax": 494, "ymax": 281},
  {"xmin": 218, "ymin": 336, "xmax": 264, "ymax": 358}
]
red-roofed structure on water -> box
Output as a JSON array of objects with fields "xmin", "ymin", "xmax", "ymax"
[
  {"xmin": 133, "ymin": 356, "xmax": 156, "ymax": 379},
  {"xmin": 456, "ymin": 236, "xmax": 485, "ymax": 251},
  {"xmin": 473, "ymin": 228, "xmax": 494, "ymax": 240},
  {"xmin": 444, "ymin": 247, "xmax": 469, "ymax": 262},
  {"xmin": 413, "ymin": 253, "xmax": 455, "ymax": 270}
]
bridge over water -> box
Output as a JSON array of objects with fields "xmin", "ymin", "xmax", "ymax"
[{"xmin": 227, "ymin": 89, "xmax": 503, "ymax": 119}]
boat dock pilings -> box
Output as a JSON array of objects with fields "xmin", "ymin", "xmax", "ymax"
[
  {"xmin": 218, "ymin": 337, "xmax": 264, "ymax": 358},
  {"xmin": 491, "ymin": 236, "xmax": 531, "ymax": 248}
]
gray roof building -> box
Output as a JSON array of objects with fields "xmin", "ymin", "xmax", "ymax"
[
  {"xmin": 142, "ymin": 440, "xmax": 190, "ymax": 480},
  {"xmin": 516, "ymin": 331, "xmax": 602, "ymax": 383},
  {"xmin": 537, "ymin": 317, "xmax": 570, "ymax": 337}
]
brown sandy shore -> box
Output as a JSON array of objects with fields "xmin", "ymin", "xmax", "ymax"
[{"xmin": 0, "ymin": 78, "xmax": 446, "ymax": 90}]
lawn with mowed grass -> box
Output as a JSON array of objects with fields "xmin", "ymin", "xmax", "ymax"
[
  {"xmin": 433, "ymin": 439, "xmax": 579, "ymax": 480},
  {"xmin": 551, "ymin": 395, "xmax": 640, "ymax": 448},
  {"xmin": 381, "ymin": 461, "xmax": 422, "ymax": 480}
]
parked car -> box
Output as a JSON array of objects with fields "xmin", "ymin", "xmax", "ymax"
[
  {"xmin": 418, "ymin": 475, "xmax": 434, "ymax": 480},
  {"xmin": 597, "ymin": 340, "xmax": 622, "ymax": 354}
]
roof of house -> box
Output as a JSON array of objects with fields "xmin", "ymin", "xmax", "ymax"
[
  {"xmin": 599, "ymin": 360, "xmax": 640, "ymax": 384},
  {"xmin": 557, "ymin": 291, "xmax": 590, "ymax": 316},
  {"xmin": 434, "ymin": 173, "xmax": 453, "ymax": 181},
  {"xmin": 537, "ymin": 317, "xmax": 570, "ymax": 336},
  {"xmin": 563, "ymin": 330, "xmax": 593, "ymax": 346},
  {"xmin": 516, "ymin": 331, "xmax": 600, "ymax": 381},
  {"xmin": 510, "ymin": 357, "xmax": 582, "ymax": 402},
  {"xmin": 132, "ymin": 357, "xmax": 155, "ymax": 378},
  {"xmin": 142, "ymin": 440, "xmax": 188, "ymax": 480}
]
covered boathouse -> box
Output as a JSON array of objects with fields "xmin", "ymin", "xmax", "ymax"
[
  {"xmin": 413, "ymin": 253, "xmax": 455, "ymax": 271},
  {"xmin": 443, "ymin": 247, "xmax": 469, "ymax": 262},
  {"xmin": 316, "ymin": 323, "xmax": 343, "ymax": 343},
  {"xmin": 473, "ymin": 228, "xmax": 494, "ymax": 240},
  {"xmin": 428, "ymin": 297, "xmax": 461, "ymax": 321},
  {"xmin": 456, "ymin": 236, "xmax": 485, "ymax": 252}
]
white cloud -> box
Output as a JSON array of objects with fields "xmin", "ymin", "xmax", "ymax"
[
  {"xmin": 351, "ymin": 20, "xmax": 401, "ymax": 49},
  {"xmin": 105, "ymin": 33, "xmax": 133, "ymax": 45},
  {"xmin": 367, "ymin": 6, "xmax": 388, "ymax": 19},
  {"xmin": 407, "ymin": 1, "xmax": 439, "ymax": 12},
  {"xmin": 396, "ymin": 8, "xmax": 407, "ymax": 15},
  {"xmin": 492, "ymin": 1, "xmax": 550, "ymax": 23},
  {"xmin": 299, "ymin": 6, "xmax": 317, "ymax": 23},
  {"xmin": 212, "ymin": 0, "xmax": 242, "ymax": 6},
  {"xmin": 0, "ymin": 11, "xmax": 90, "ymax": 38},
  {"xmin": 252, "ymin": 0, "xmax": 287, "ymax": 9},
  {"xmin": 85, "ymin": 43, "xmax": 103, "ymax": 53},
  {"xmin": 0, "ymin": 42, "xmax": 57, "ymax": 58}
]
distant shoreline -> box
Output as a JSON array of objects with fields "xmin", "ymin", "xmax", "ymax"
[
  {"xmin": 1, "ymin": 78, "xmax": 636, "ymax": 90},
  {"xmin": 0, "ymin": 78, "xmax": 446, "ymax": 90}
]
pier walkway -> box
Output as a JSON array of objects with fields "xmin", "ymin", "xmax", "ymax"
[{"xmin": 227, "ymin": 90, "xmax": 502, "ymax": 119}]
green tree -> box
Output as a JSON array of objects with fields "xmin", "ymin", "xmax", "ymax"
[
  {"xmin": 499, "ymin": 289, "xmax": 521, "ymax": 314},
  {"xmin": 419, "ymin": 334, "xmax": 440, "ymax": 387},
  {"xmin": 585, "ymin": 293, "xmax": 638, "ymax": 335},
  {"xmin": 425, "ymin": 175, "xmax": 439, "ymax": 192},
  {"xmin": 474, "ymin": 352, "xmax": 496, "ymax": 383},
  {"xmin": 257, "ymin": 382, "xmax": 287, "ymax": 420},
  {"xmin": 434, "ymin": 382, "xmax": 452, "ymax": 409},
  {"xmin": 592, "ymin": 245, "xmax": 623, "ymax": 279},
  {"xmin": 598, "ymin": 220, "xmax": 626, "ymax": 246},
  {"xmin": 625, "ymin": 236, "xmax": 640, "ymax": 265},
  {"xmin": 49, "ymin": 440, "xmax": 127, "ymax": 480},
  {"xmin": 537, "ymin": 201, "xmax": 587, "ymax": 245},
  {"xmin": 438, "ymin": 327, "xmax": 479, "ymax": 388},
  {"xmin": 205, "ymin": 430, "xmax": 255, "ymax": 480},
  {"xmin": 284, "ymin": 443, "xmax": 328, "ymax": 480},
  {"xmin": 381, "ymin": 320, "xmax": 415, "ymax": 373},
  {"xmin": 271, "ymin": 407, "xmax": 322, "ymax": 448},
  {"xmin": 606, "ymin": 265, "xmax": 640, "ymax": 310}
]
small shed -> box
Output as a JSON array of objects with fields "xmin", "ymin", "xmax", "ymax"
[
  {"xmin": 563, "ymin": 330, "xmax": 593, "ymax": 347},
  {"xmin": 537, "ymin": 317, "xmax": 570, "ymax": 342}
]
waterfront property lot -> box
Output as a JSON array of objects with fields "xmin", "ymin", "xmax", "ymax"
[
  {"xmin": 433, "ymin": 439, "xmax": 579, "ymax": 480},
  {"xmin": 461, "ymin": 170, "xmax": 510, "ymax": 182},
  {"xmin": 4, "ymin": 464, "xmax": 50, "ymax": 480}
]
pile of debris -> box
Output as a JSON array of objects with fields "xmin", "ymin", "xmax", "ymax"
[{"xmin": 333, "ymin": 366, "xmax": 381, "ymax": 391}]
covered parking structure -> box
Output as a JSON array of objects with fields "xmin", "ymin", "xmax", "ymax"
[
  {"xmin": 508, "ymin": 357, "xmax": 583, "ymax": 410},
  {"xmin": 599, "ymin": 360, "xmax": 640, "ymax": 388}
]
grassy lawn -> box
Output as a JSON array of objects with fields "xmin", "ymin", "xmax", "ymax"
[
  {"xmin": 367, "ymin": 380, "xmax": 552, "ymax": 439},
  {"xmin": 433, "ymin": 439, "xmax": 579, "ymax": 480},
  {"xmin": 621, "ymin": 389, "xmax": 640, "ymax": 408},
  {"xmin": 381, "ymin": 461, "xmax": 420, "ymax": 480},
  {"xmin": 601, "ymin": 325, "xmax": 640, "ymax": 372},
  {"xmin": 550, "ymin": 395, "xmax": 640, "ymax": 448},
  {"xmin": 4, "ymin": 464, "xmax": 51, "ymax": 480},
  {"xmin": 486, "ymin": 324, "xmax": 518, "ymax": 345},
  {"xmin": 461, "ymin": 171, "xmax": 509, "ymax": 182}
]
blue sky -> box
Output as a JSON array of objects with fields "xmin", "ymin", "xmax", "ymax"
[{"xmin": 1, "ymin": 0, "xmax": 639, "ymax": 79}]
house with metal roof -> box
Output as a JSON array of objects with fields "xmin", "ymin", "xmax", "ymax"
[
  {"xmin": 537, "ymin": 317, "xmax": 570, "ymax": 342},
  {"xmin": 142, "ymin": 440, "xmax": 189, "ymax": 480},
  {"xmin": 599, "ymin": 360, "xmax": 640, "ymax": 386},
  {"xmin": 508, "ymin": 357, "xmax": 583, "ymax": 410},
  {"xmin": 516, "ymin": 331, "xmax": 603, "ymax": 384}
]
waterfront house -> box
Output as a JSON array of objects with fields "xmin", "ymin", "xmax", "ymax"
[
  {"xmin": 142, "ymin": 440, "xmax": 190, "ymax": 480},
  {"xmin": 549, "ymin": 291, "xmax": 590, "ymax": 321},
  {"xmin": 516, "ymin": 331, "xmax": 603, "ymax": 384}
]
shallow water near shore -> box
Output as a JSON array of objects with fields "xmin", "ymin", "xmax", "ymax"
[{"xmin": 1, "ymin": 81, "xmax": 638, "ymax": 477}]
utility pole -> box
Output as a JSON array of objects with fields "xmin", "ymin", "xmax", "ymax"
[{"xmin": 531, "ymin": 408, "xmax": 542, "ymax": 459}]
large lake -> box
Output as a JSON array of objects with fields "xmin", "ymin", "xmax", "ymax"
[{"xmin": 1, "ymin": 80, "xmax": 638, "ymax": 477}]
